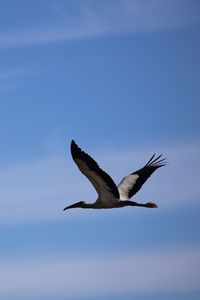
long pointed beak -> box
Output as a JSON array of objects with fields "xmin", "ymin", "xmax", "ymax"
[
  {"xmin": 63, "ymin": 204, "xmax": 75, "ymax": 211},
  {"xmin": 63, "ymin": 202, "xmax": 81, "ymax": 211}
]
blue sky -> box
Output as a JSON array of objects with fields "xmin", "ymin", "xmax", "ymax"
[{"xmin": 0, "ymin": 0, "xmax": 200, "ymax": 299}]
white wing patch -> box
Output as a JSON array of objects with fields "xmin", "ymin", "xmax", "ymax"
[{"xmin": 118, "ymin": 174, "xmax": 139, "ymax": 200}]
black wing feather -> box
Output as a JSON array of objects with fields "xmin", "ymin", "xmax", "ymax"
[
  {"xmin": 128, "ymin": 154, "xmax": 166, "ymax": 198},
  {"xmin": 71, "ymin": 140, "xmax": 119, "ymax": 198}
]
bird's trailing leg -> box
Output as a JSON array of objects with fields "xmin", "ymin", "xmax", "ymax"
[
  {"xmin": 143, "ymin": 202, "xmax": 158, "ymax": 208},
  {"xmin": 119, "ymin": 200, "xmax": 158, "ymax": 208}
]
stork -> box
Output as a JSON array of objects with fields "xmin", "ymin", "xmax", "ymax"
[{"xmin": 63, "ymin": 140, "xmax": 166, "ymax": 211}]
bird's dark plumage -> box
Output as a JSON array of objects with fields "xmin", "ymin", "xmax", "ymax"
[
  {"xmin": 63, "ymin": 140, "xmax": 166, "ymax": 211},
  {"xmin": 71, "ymin": 140, "xmax": 119, "ymax": 198},
  {"xmin": 125, "ymin": 154, "xmax": 166, "ymax": 199}
]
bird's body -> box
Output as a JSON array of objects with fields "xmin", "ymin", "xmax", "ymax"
[{"xmin": 63, "ymin": 140, "xmax": 166, "ymax": 211}]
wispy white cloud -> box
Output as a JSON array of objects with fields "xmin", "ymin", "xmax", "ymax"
[
  {"xmin": 0, "ymin": 67, "xmax": 35, "ymax": 81},
  {"xmin": 0, "ymin": 68, "xmax": 20, "ymax": 92},
  {"xmin": 0, "ymin": 82, "xmax": 12, "ymax": 93},
  {"xmin": 0, "ymin": 66, "xmax": 40, "ymax": 93},
  {"xmin": 0, "ymin": 140, "xmax": 199, "ymax": 223},
  {"xmin": 0, "ymin": 154, "xmax": 72, "ymax": 223},
  {"xmin": 0, "ymin": 245, "xmax": 199, "ymax": 297},
  {"xmin": 0, "ymin": 0, "xmax": 199, "ymax": 48}
]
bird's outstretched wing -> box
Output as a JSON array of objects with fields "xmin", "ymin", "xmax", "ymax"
[
  {"xmin": 71, "ymin": 140, "xmax": 119, "ymax": 201},
  {"xmin": 118, "ymin": 154, "xmax": 166, "ymax": 200}
]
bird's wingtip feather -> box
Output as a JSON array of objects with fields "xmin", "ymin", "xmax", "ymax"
[
  {"xmin": 146, "ymin": 154, "xmax": 167, "ymax": 167},
  {"xmin": 71, "ymin": 139, "xmax": 76, "ymax": 146},
  {"xmin": 146, "ymin": 153, "xmax": 155, "ymax": 165}
]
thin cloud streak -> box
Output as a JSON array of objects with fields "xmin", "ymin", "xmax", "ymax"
[
  {"xmin": 0, "ymin": 246, "xmax": 199, "ymax": 297},
  {"xmin": 0, "ymin": 0, "xmax": 199, "ymax": 48},
  {"xmin": 0, "ymin": 66, "xmax": 42, "ymax": 93},
  {"xmin": 0, "ymin": 141, "xmax": 199, "ymax": 223}
]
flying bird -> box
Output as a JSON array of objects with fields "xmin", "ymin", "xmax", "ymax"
[{"xmin": 63, "ymin": 140, "xmax": 166, "ymax": 211}]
